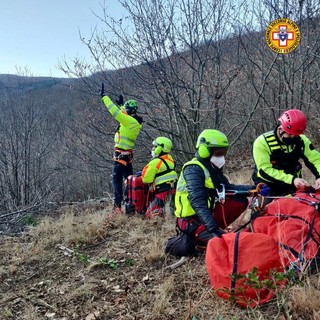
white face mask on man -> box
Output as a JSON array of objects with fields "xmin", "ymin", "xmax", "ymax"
[{"xmin": 210, "ymin": 155, "xmax": 225, "ymax": 168}]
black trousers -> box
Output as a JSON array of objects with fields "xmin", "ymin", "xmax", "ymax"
[{"xmin": 112, "ymin": 161, "xmax": 133, "ymax": 207}]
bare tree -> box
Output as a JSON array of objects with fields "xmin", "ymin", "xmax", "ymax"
[
  {"xmin": 59, "ymin": 0, "xmax": 250, "ymax": 167},
  {"xmin": 228, "ymin": 0, "xmax": 320, "ymax": 147},
  {"xmin": 0, "ymin": 86, "xmax": 62, "ymax": 211},
  {"xmin": 58, "ymin": 0, "xmax": 320, "ymax": 179}
]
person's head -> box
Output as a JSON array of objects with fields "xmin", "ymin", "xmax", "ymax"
[
  {"xmin": 278, "ymin": 109, "xmax": 306, "ymax": 144},
  {"xmin": 123, "ymin": 99, "xmax": 138, "ymax": 115},
  {"xmin": 196, "ymin": 129, "xmax": 229, "ymax": 168},
  {"xmin": 151, "ymin": 137, "xmax": 173, "ymax": 158}
]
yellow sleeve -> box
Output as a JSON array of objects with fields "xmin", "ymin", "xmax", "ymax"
[
  {"xmin": 253, "ymin": 134, "xmax": 294, "ymax": 185},
  {"xmin": 141, "ymin": 159, "xmax": 160, "ymax": 184}
]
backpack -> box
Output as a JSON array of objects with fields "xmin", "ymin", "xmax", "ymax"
[
  {"xmin": 165, "ymin": 232, "xmax": 196, "ymax": 257},
  {"xmin": 252, "ymin": 191, "xmax": 320, "ymax": 270},
  {"xmin": 206, "ymin": 231, "xmax": 284, "ymax": 307},
  {"xmin": 125, "ymin": 174, "xmax": 149, "ymax": 214}
]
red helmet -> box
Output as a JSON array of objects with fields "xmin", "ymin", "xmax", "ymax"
[{"xmin": 278, "ymin": 109, "xmax": 307, "ymax": 135}]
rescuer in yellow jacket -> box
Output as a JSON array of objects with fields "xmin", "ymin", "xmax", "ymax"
[
  {"xmin": 252, "ymin": 109, "xmax": 320, "ymax": 196},
  {"xmin": 141, "ymin": 137, "xmax": 178, "ymax": 218},
  {"xmin": 101, "ymin": 83, "xmax": 143, "ymax": 213},
  {"xmin": 173, "ymin": 129, "xmax": 254, "ymax": 251}
]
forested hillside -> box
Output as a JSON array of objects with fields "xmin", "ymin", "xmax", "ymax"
[
  {"xmin": 1, "ymin": 0, "xmax": 320, "ymax": 226},
  {"xmin": 0, "ymin": 75, "xmax": 97, "ymax": 213}
]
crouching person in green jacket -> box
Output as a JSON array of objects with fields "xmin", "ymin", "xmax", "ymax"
[
  {"xmin": 252, "ymin": 109, "xmax": 320, "ymax": 196},
  {"xmin": 173, "ymin": 129, "xmax": 254, "ymax": 251},
  {"xmin": 142, "ymin": 137, "xmax": 178, "ymax": 218}
]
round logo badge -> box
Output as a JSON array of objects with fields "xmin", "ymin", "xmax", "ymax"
[{"xmin": 266, "ymin": 18, "xmax": 301, "ymax": 54}]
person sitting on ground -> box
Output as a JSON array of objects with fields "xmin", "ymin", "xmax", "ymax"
[
  {"xmin": 141, "ymin": 137, "xmax": 178, "ymax": 218},
  {"xmin": 174, "ymin": 129, "xmax": 255, "ymax": 250},
  {"xmin": 100, "ymin": 83, "xmax": 143, "ymax": 214},
  {"xmin": 252, "ymin": 109, "xmax": 320, "ymax": 196}
]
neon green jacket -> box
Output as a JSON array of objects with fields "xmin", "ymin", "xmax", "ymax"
[
  {"xmin": 252, "ymin": 129, "xmax": 320, "ymax": 185},
  {"xmin": 141, "ymin": 154, "xmax": 178, "ymax": 186},
  {"xmin": 101, "ymin": 96, "xmax": 142, "ymax": 150},
  {"xmin": 174, "ymin": 158, "xmax": 215, "ymax": 218}
]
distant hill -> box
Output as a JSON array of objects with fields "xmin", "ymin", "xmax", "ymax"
[{"xmin": 0, "ymin": 74, "xmax": 76, "ymax": 91}]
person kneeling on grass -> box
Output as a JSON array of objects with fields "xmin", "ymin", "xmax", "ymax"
[
  {"xmin": 173, "ymin": 129, "xmax": 255, "ymax": 253},
  {"xmin": 252, "ymin": 108, "xmax": 320, "ymax": 196},
  {"xmin": 141, "ymin": 137, "xmax": 178, "ymax": 218}
]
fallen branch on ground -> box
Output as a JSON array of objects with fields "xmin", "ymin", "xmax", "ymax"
[{"xmin": 164, "ymin": 256, "xmax": 188, "ymax": 270}]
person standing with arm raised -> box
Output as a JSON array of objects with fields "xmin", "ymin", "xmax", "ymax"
[{"xmin": 100, "ymin": 83, "xmax": 143, "ymax": 214}]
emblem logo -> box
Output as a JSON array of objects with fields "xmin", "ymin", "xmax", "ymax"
[{"xmin": 266, "ymin": 18, "xmax": 301, "ymax": 54}]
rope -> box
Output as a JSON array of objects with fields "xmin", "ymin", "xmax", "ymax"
[{"xmin": 221, "ymin": 204, "xmax": 228, "ymax": 230}]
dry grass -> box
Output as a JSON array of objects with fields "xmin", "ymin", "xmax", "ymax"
[
  {"xmin": 288, "ymin": 276, "xmax": 320, "ymax": 320},
  {"xmin": 28, "ymin": 207, "xmax": 111, "ymax": 249},
  {"xmin": 151, "ymin": 276, "xmax": 175, "ymax": 315},
  {"xmin": 1, "ymin": 169, "xmax": 320, "ymax": 319}
]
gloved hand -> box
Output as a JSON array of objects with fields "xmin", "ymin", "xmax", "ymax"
[
  {"xmin": 100, "ymin": 83, "xmax": 106, "ymax": 98},
  {"xmin": 259, "ymin": 185, "xmax": 270, "ymax": 196},
  {"xmin": 116, "ymin": 94, "xmax": 124, "ymax": 106},
  {"xmin": 257, "ymin": 183, "xmax": 270, "ymax": 196},
  {"xmin": 250, "ymin": 183, "xmax": 270, "ymax": 197},
  {"xmin": 209, "ymin": 228, "xmax": 226, "ymax": 238}
]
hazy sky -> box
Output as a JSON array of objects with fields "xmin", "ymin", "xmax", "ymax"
[{"xmin": 0, "ymin": 1, "xmax": 122, "ymax": 78}]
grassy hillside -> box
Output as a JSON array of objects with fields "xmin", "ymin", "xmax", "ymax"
[
  {"xmin": 1, "ymin": 170, "xmax": 320, "ymax": 320},
  {"xmin": 1, "ymin": 205, "xmax": 320, "ymax": 320}
]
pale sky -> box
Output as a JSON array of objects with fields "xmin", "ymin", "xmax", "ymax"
[{"xmin": 0, "ymin": 1, "xmax": 122, "ymax": 78}]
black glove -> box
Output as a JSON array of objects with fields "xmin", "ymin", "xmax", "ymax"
[
  {"xmin": 209, "ymin": 228, "xmax": 226, "ymax": 238},
  {"xmin": 133, "ymin": 114, "xmax": 143, "ymax": 124},
  {"xmin": 116, "ymin": 94, "xmax": 124, "ymax": 106},
  {"xmin": 100, "ymin": 83, "xmax": 105, "ymax": 98}
]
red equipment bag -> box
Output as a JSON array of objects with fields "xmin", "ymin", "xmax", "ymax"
[
  {"xmin": 125, "ymin": 175, "xmax": 148, "ymax": 214},
  {"xmin": 252, "ymin": 191, "xmax": 320, "ymax": 269},
  {"xmin": 206, "ymin": 231, "xmax": 284, "ymax": 307}
]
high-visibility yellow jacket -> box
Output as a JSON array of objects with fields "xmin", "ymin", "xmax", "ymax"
[
  {"xmin": 252, "ymin": 129, "xmax": 320, "ymax": 185},
  {"xmin": 102, "ymin": 96, "xmax": 142, "ymax": 150},
  {"xmin": 174, "ymin": 157, "xmax": 252, "ymax": 233},
  {"xmin": 142, "ymin": 154, "xmax": 177, "ymax": 186},
  {"xmin": 175, "ymin": 158, "xmax": 215, "ymax": 218}
]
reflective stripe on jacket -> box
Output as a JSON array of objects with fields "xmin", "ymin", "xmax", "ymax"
[
  {"xmin": 174, "ymin": 158, "xmax": 215, "ymax": 218},
  {"xmin": 253, "ymin": 128, "xmax": 320, "ymax": 185},
  {"xmin": 102, "ymin": 96, "xmax": 142, "ymax": 150},
  {"xmin": 141, "ymin": 154, "xmax": 177, "ymax": 186}
]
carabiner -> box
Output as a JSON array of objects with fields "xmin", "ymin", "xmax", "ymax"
[{"xmin": 216, "ymin": 184, "xmax": 226, "ymax": 204}]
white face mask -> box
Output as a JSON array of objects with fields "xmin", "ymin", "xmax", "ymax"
[
  {"xmin": 210, "ymin": 155, "xmax": 225, "ymax": 168},
  {"xmin": 151, "ymin": 150, "xmax": 158, "ymax": 158}
]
